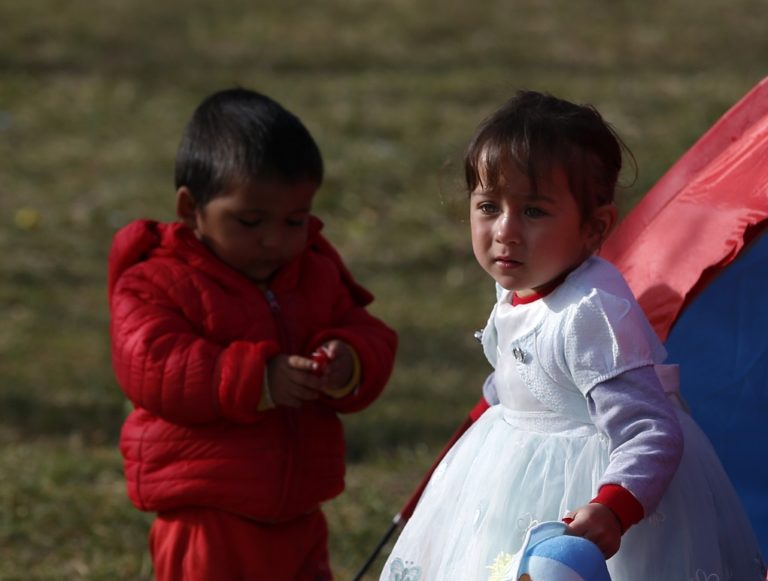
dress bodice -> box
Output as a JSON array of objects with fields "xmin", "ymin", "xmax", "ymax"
[{"xmin": 494, "ymin": 296, "xmax": 548, "ymax": 412}]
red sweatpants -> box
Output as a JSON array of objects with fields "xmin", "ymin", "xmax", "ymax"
[{"xmin": 149, "ymin": 508, "xmax": 333, "ymax": 580}]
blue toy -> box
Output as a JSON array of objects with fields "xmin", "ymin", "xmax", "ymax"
[{"xmin": 488, "ymin": 521, "xmax": 611, "ymax": 581}]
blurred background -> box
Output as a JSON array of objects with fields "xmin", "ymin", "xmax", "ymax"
[{"xmin": 0, "ymin": 0, "xmax": 765, "ymax": 578}]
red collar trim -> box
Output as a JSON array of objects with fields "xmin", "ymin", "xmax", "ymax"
[
  {"xmin": 512, "ymin": 291, "xmax": 546, "ymax": 306},
  {"xmin": 511, "ymin": 269, "xmax": 572, "ymax": 306}
]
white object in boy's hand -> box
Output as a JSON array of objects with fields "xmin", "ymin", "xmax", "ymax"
[{"xmin": 310, "ymin": 347, "xmax": 331, "ymax": 375}]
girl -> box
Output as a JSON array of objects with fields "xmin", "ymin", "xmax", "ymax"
[{"xmin": 380, "ymin": 91, "xmax": 765, "ymax": 580}]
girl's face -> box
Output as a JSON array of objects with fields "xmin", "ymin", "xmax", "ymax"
[
  {"xmin": 177, "ymin": 179, "xmax": 317, "ymax": 283},
  {"xmin": 470, "ymin": 163, "xmax": 609, "ymax": 295}
]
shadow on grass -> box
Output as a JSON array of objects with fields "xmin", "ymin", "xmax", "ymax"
[{"xmin": 0, "ymin": 390, "xmax": 125, "ymax": 444}]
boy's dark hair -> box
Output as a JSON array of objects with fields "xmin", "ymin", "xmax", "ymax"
[
  {"xmin": 175, "ymin": 88, "xmax": 324, "ymax": 207},
  {"xmin": 464, "ymin": 90, "xmax": 632, "ymax": 221}
]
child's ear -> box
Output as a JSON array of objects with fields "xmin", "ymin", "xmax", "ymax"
[
  {"xmin": 176, "ymin": 186, "xmax": 199, "ymax": 230},
  {"xmin": 588, "ymin": 203, "xmax": 619, "ymax": 250}
]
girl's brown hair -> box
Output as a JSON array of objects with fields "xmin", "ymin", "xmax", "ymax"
[{"xmin": 465, "ymin": 90, "xmax": 632, "ymax": 222}]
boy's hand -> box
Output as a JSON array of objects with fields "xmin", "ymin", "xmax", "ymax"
[
  {"xmin": 563, "ymin": 502, "xmax": 621, "ymax": 559},
  {"xmin": 266, "ymin": 354, "xmax": 325, "ymax": 408},
  {"xmin": 266, "ymin": 341, "xmax": 356, "ymax": 408},
  {"xmin": 312, "ymin": 340, "xmax": 355, "ymax": 391}
]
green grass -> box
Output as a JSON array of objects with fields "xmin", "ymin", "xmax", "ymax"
[{"xmin": 1, "ymin": 0, "xmax": 766, "ymax": 578}]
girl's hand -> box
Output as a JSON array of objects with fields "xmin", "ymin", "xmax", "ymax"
[
  {"xmin": 312, "ymin": 340, "xmax": 355, "ymax": 392},
  {"xmin": 563, "ymin": 503, "xmax": 622, "ymax": 559},
  {"xmin": 266, "ymin": 354, "xmax": 325, "ymax": 408}
]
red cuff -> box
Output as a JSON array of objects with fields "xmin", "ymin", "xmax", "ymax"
[{"xmin": 590, "ymin": 484, "xmax": 644, "ymax": 533}]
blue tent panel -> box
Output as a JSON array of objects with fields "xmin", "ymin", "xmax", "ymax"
[{"xmin": 665, "ymin": 231, "xmax": 768, "ymax": 555}]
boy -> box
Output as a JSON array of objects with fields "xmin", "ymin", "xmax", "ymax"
[{"xmin": 108, "ymin": 88, "xmax": 398, "ymax": 579}]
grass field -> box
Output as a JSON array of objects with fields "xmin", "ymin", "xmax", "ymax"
[{"xmin": 1, "ymin": 0, "xmax": 766, "ymax": 578}]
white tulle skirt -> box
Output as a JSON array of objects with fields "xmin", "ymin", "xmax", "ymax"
[{"xmin": 379, "ymin": 405, "xmax": 765, "ymax": 581}]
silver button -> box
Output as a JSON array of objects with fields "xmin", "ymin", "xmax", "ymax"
[{"xmin": 512, "ymin": 347, "xmax": 525, "ymax": 362}]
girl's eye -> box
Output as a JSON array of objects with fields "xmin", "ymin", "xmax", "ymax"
[
  {"xmin": 524, "ymin": 207, "xmax": 547, "ymax": 218},
  {"xmin": 287, "ymin": 217, "xmax": 308, "ymax": 227},
  {"xmin": 478, "ymin": 202, "xmax": 498, "ymax": 215},
  {"xmin": 238, "ymin": 219, "xmax": 262, "ymax": 227}
]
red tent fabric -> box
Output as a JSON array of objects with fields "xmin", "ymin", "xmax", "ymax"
[{"xmin": 600, "ymin": 77, "xmax": 768, "ymax": 341}]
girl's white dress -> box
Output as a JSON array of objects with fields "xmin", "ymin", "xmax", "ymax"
[{"xmin": 380, "ymin": 257, "xmax": 765, "ymax": 581}]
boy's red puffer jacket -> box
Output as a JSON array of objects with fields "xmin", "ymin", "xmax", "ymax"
[{"xmin": 108, "ymin": 218, "xmax": 397, "ymax": 522}]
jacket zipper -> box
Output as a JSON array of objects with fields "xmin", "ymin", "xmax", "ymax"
[
  {"xmin": 263, "ymin": 288, "xmax": 290, "ymax": 350},
  {"xmin": 262, "ymin": 287, "xmax": 299, "ymax": 517}
]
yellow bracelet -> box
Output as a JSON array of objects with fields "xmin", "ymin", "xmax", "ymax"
[
  {"xmin": 257, "ymin": 367, "xmax": 275, "ymax": 411},
  {"xmin": 323, "ymin": 349, "xmax": 361, "ymax": 399}
]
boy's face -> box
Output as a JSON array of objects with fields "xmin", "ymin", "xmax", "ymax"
[{"xmin": 177, "ymin": 180, "xmax": 318, "ymax": 283}]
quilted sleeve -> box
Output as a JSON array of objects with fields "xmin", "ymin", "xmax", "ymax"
[{"xmin": 110, "ymin": 268, "xmax": 279, "ymax": 425}]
